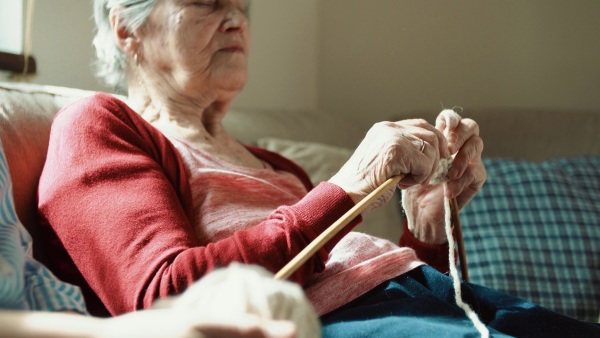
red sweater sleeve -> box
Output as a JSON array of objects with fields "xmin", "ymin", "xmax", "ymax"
[
  {"xmin": 37, "ymin": 94, "xmax": 361, "ymax": 316},
  {"xmin": 399, "ymin": 221, "xmax": 450, "ymax": 273}
]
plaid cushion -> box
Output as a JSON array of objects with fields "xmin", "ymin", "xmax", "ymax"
[{"xmin": 460, "ymin": 156, "xmax": 600, "ymax": 322}]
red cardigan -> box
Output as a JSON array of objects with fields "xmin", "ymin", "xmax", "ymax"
[{"xmin": 36, "ymin": 93, "xmax": 448, "ymax": 317}]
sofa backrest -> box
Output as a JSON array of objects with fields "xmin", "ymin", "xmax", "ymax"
[
  {"xmin": 399, "ymin": 108, "xmax": 600, "ymax": 162},
  {"xmin": 2, "ymin": 80, "xmax": 599, "ymax": 242},
  {"xmin": 0, "ymin": 82, "xmax": 97, "ymax": 235}
]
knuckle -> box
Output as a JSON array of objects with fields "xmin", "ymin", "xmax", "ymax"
[
  {"xmin": 462, "ymin": 118, "xmax": 480, "ymax": 135},
  {"xmin": 414, "ymin": 118, "xmax": 429, "ymax": 125},
  {"xmin": 371, "ymin": 121, "xmax": 392, "ymax": 132},
  {"xmin": 406, "ymin": 118, "xmax": 429, "ymax": 127},
  {"xmin": 424, "ymin": 130, "xmax": 439, "ymax": 147},
  {"xmin": 378, "ymin": 121, "xmax": 396, "ymax": 128}
]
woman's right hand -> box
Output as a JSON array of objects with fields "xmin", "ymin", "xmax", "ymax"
[{"xmin": 329, "ymin": 119, "xmax": 450, "ymax": 215}]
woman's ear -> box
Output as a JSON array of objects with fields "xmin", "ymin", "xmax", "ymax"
[{"xmin": 109, "ymin": 6, "xmax": 140, "ymax": 58}]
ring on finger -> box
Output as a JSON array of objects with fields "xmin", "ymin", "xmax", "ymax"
[{"xmin": 418, "ymin": 138, "xmax": 426, "ymax": 153}]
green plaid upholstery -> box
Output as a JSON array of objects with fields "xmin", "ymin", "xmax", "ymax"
[{"xmin": 460, "ymin": 157, "xmax": 600, "ymax": 322}]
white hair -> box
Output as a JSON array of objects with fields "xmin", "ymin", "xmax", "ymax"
[
  {"xmin": 92, "ymin": 0, "xmax": 251, "ymax": 92},
  {"xmin": 92, "ymin": 0, "xmax": 157, "ymax": 91}
]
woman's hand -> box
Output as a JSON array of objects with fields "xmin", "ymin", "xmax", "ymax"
[
  {"xmin": 329, "ymin": 119, "xmax": 451, "ymax": 215},
  {"xmin": 403, "ymin": 110, "xmax": 487, "ymax": 244}
]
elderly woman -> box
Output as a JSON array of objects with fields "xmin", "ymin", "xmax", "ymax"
[{"xmin": 35, "ymin": 0, "xmax": 599, "ymax": 337}]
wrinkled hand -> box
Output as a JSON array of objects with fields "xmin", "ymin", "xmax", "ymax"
[
  {"xmin": 329, "ymin": 119, "xmax": 451, "ymax": 215},
  {"xmin": 403, "ymin": 110, "xmax": 487, "ymax": 244}
]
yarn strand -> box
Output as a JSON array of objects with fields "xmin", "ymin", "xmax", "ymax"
[
  {"xmin": 444, "ymin": 184, "xmax": 489, "ymax": 337},
  {"xmin": 439, "ymin": 114, "xmax": 489, "ymax": 337}
]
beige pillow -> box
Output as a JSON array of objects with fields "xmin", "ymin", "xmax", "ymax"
[{"xmin": 256, "ymin": 137, "xmax": 403, "ymax": 242}]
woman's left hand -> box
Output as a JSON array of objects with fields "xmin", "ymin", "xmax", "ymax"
[{"xmin": 402, "ymin": 110, "xmax": 487, "ymax": 245}]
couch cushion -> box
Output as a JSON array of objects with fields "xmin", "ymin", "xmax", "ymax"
[
  {"xmin": 0, "ymin": 82, "xmax": 97, "ymax": 234},
  {"xmin": 460, "ymin": 156, "xmax": 600, "ymax": 322},
  {"xmin": 391, "ymin": 109, "xmax": 600, "ymax": 161},
  {"xmin": 224, "ymin": 107, "xmax": 365, "ymax": 150}
]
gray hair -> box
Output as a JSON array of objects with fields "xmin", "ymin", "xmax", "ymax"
[
  {"xmin": 92, "ymin": 0, "xmax": 157, "ymax": 91},
  {"xmin": 92, "ymin": 0, "xmax": 251, "ymax": 92}
]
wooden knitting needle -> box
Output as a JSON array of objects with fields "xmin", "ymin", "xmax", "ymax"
[
  {"xmin": 274, "ymin": 175, "xmax": 469, "ymax": 281},
  {"xmin": 450, "ymin": 197, "xmax": 469, "ymax": 282},
  {"xmin": 274, "ymin": 175, "xmax": 405, "ymax": 280}
]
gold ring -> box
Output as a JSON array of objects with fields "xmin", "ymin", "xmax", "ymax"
[{"xmin": 418, "ymin": 138, "xmax": 425, "ymax": 153}]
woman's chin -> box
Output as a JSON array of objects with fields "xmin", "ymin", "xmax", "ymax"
[{"xmin": 218, "ymin": 72, "xmax": 248, "ymax": 92}]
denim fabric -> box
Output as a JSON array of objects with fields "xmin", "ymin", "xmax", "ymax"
[{"xmin": 321, "ymin": 266, "xmax": 600, "ymax": 338}]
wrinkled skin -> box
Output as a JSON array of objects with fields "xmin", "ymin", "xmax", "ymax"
[{"xmin": 330, "ymin": 110, "xmax": 486, "ymax": 244}]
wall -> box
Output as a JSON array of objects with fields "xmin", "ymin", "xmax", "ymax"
[
  {"xmin": 2, "ymin": 1, "xmax": 599, "ymax": 122},
  {"xmin": 0, "ymin": 0, "xmax": 101, "ymax": 89},
  {"xmin": 0, "ymin": 0, "xmax": 23, "ymax": 54},
  {"xmin": 319, "ymin": 0, "xmax": 600, "ymax": 127},
  {"xmin": 30, "ymin": 0, "xmax": 101, "ymax": 90},
  {"xmin": 232, "ymin": 0, "xmax": 319, "ymax": 111},
  {"xmin": 0, "ymin": 0, "xmax": 320, "ymax": 112}
]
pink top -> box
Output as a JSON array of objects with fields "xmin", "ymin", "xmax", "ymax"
[{"xmin": 170, "ymin": 137, "xmax": 424, "ymax": 315}]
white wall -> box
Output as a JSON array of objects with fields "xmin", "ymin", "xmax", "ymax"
[
  {"xmin": 29, "ymin": 0, "xmax": 102, "ymax": 90},
  {"xmin": 0, "ymin": 0, "xmax": 23, "ymax": 54},
  {"xmin": 319, "ymin": 0, "xmax": 600, "ymax": 126},
  {"xmin": 2, "ymin": 1, "xmax": 599, "ymax": 121},
  {"xmin": 0, "ymin": 0, "xmax": 102, "ymax": 89},
  {"xmin": 233, "ymin": 0, "xmax": 319, "ymax": 111}
]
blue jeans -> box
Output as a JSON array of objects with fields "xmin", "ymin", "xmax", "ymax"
[{"xmin": 320, "ymin": 266, "xmax": 600, "ymax": 337}]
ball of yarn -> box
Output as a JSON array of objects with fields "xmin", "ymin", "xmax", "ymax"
[{"xmin": 170, "ymin": 263, "xmax": 321, "ymax": 338}]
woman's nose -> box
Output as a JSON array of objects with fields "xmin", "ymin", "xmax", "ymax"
[{"xmin": 221, "ymin": 9, "xmax": 247, "ymax": 33}]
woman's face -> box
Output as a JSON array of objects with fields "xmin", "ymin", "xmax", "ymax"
[{"xmin": 138, "ymin": 0, "xmax": 250, "ymax": 98}]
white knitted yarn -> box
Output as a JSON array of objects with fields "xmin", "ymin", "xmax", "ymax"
[
  {"xmin": 402, "ymin": 111, "xmax": 490, "ymax": 337},
  {"xmin": 442, "ymin": 111, "xmax": 489, "ymax": 337},
  {"xmin": 429, "ymin": 158, "xmax": 453, "ymax": 185},
  {"xmin": 443, "ymin": 183, "xmax": 489, "ymax": 337},
  {"xmin": 169, "ymin": 263, "xmax": 321, "ymax": 338},
  {"xmin": 440, "ymin": 115, "xmax": 490, "ymax": 338}
]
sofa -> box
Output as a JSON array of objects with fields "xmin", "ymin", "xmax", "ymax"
[{"xmin": 1, "ymin": 81, "xmax": 599, "ymax": 323}]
